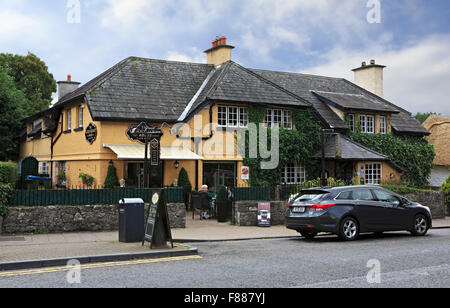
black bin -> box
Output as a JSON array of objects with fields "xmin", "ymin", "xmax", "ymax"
[{"xmin": 119, "ymin": 198, "xmax": 145, "ymax": 243}]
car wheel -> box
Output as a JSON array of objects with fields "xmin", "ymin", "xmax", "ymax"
[
  {"xmin": 339, "ymin": 217, "xmax": 359, "ymax": 241},
  {"xmin": 300, "ymin": 231, "xmax": 318, "ymax": 239},
  {"xmin": 411, "ymin": 214, "xmax": 429, "ymax": 236}
]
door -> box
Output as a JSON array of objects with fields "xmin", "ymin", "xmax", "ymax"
[
  {"xmin": 352, "ymin": 189, "xmax": 387, "ymax": 231},
  {"xmin": 126, "ymin": 162, "xmax": 163, "ymax": 188},
  {"xmin": 372, "ymin": 189, "xmax": 411, "ymax": 230},
  {"xmin": 203, "ymin": 162, "xmax": 236, "ymax": 193}
]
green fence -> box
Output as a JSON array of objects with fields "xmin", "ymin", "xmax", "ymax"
[
  {"xmin": 232, "ymin": 186, "xmax": 270, "ymax": 202},
  {"xmin": 11, "ymin": 187, "xmax": 184, "ymax": 207}
]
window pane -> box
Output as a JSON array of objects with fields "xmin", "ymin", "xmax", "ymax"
[
  {"xmin": 349, "ymin": 114, "xmax": 355, "ymax": 132},
  {"xmin": 283, "ymin": 110, "xmax": 293, "ymax": 129},
  {"xmin": 380, "ymin": 116, "xmax": 386, "ymax": 134},
  {"xmin": 367, "ymin": 116, "xmax": 375, "ymax": 134},
  {"xmin": 352, "ymin": 189, "xmax": 375, "ymax": 201},
  {"xmin": 228, "ymin": 107, "xmax": 238, "ymax": 127},
  {"xmin": 273, "ymin": 110, "xmax": 282, "ymax": 127},
  {"xmin": 67, "ymin": 110, "xmax": 71, "ymax": 130},
  {"xmin": 239, "ymin": 108, "xmax": 248, "ymax": 128},
  {"xmin": 264, "ymin": 110, "xmax": 272, "ymax": 127},
  {"xmin": 218, "ymin": 106, "xmax": 227, "ymax": 127},
  {"xmin": 78, "ymin": 106, "xmax": 84, "ymax": 128},
  {"xmin": 360, "ymin": 115, "xmax": 366, "ymax": 133}
]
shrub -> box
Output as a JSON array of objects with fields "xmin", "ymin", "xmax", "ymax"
[
  {"xmin": 381, "ymin": 185, "xmax": 424, "ymax": 195},
  {"xmin": 0, "ymin": 162, "xmax": 18, "ymax": 186},
  {"xmin": 442, "ymin": 175, "xmax": 450, "ymax": 212},
  {"xmin": 104, "ymin": 161, "xmax": 119, "ymax": 188},
  {"xmin": 0, "ymin": 183, "xmax": 12, "ymax": 217},
  {"xmin": 178, "ymin": 168, "xmax": 191, "ymax": 188}
]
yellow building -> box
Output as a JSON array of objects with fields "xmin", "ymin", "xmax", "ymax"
[{"xmin": 20, "ymin": 38, "xmax": 429, "ymax": 191}]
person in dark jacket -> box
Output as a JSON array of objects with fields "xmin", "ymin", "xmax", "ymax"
[{"xmin": 199, "ymin": 185, "xmax": 212, "ymax": 220}]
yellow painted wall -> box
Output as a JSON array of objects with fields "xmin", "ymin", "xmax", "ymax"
[{"xmin": 355, "ymin": 161, "xmax": 403, "ymax": 185}]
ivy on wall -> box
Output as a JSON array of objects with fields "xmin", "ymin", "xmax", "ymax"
[
  {"xmin": 350, "ymin": 133, "xmax": 435, "ymax": 188},
  {"xmin": 243, "ymin": 107, "xmax": 323, "ymax": 186}
]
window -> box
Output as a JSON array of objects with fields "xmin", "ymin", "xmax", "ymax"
[
  {"xmin": 66, "ymin": 109, "xmax": 71, "ymax": 131},
  {"xmin": 218, "ymin": 106, "xmax": 248, "ymax": 128},
  {"xmin": 365, "ymin": 163, "xmax": 382, "ymax": 185},
  {"xmin": 348, "ymin": 114, "xmax": 355, "ymax": 132},
  {"xmin": 380, "ymin": 116, "xmax": 387, "ymax": 134},
  {"xmin": 336, "ymin": 191, "xmax": 353, "ymax": 200},
  {"xmin": 373, "ymin": 189, "xmax": 400, "ymax": 206},
  {"xmin": 352, "ymin": 189, "xmax": 376, "ymax": 201},
  {"xmin": 281, "ymin": 164, "xmax": 306, "ymax": 184},
  {"xmin": 78, "ymin": 105, "xmax": 84, "ymax": 128},
  {"xmin": 359, "ymin": 114, "xmax": 375, "ymax": 134},
  {"xmin": 265, "ymin": 109, "xmax": 293, "ymax": 129},
  {"xmin": 39, "ymin": 161, "xmax": 49, "ymax": 175}
]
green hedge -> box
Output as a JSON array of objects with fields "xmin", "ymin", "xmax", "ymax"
[
  {"xmin": 0, "ymin": 183, "xmax": 12, "ymax": 217},
  {"xmin": 0, "ymin": 162, "xmax": 18, "ymax": 186},
  {"xmin": 381, "ymin": 185, "xmax": 424, "ymax": 195}
]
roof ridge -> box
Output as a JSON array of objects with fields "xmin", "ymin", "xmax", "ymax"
[
  {"xmin": 232, "ymin": 62, "xmax": 311, "ymax": 106},
  {"xmin": 250, "ymin": 67, "xmax": 345, "ymax": 81},
  {"xmin": 127, "ymin": 56, "xmax": 213, "ymax": 67}
]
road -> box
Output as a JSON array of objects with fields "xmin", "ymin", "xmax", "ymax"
[{"xmin": 0, "ymin": 229, "xmax": 449, "ymax": 288}]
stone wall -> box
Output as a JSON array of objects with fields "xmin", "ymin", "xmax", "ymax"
[
  {"xmin": 233, "ymin": 202, "xmax": 286, "ymax": 227},
  {"xmin": 405, "ymin": 191, "xmax": 446, "ymax": 219},
  {"xmin": 1, "ymin": 203, "xmax": 186, "ymax": 235}
]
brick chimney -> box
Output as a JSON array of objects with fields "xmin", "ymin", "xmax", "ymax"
[
  {"xmin": 204, "ymin": 36, "xmax": 235, "ymax": 66},
  {"xmin": 352, "ymin": 59, "xmax": 386, "ymax": 98},
  {"xmin": 57, "ymin": 74, "xmax": 81, "ymax": 100}
]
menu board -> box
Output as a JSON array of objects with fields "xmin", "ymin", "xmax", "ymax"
[{"xmin": 143, "ymin": 189, "xmax": 173, "ymax": 249}]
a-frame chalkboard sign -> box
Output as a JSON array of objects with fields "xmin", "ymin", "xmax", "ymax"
[{"xmin": 142, "ymin": 189, "xmax": 174, "ymax": 249}]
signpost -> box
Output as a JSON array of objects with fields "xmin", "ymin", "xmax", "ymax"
[
  {"xmin": 142, "ymin": 189, "xmax": 173, "ymax": 249},
  {"xmin": 126, "ymin": 122, "xmax": 163, "ymax": 188}
]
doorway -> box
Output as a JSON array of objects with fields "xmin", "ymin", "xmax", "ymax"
[
  {"xmin": 203, "ymin": 162, "xmax": 236, "ymax": 193},
  {"xmin": 125, "ymin": 162, "xmax": 164, "ymax": 188}
]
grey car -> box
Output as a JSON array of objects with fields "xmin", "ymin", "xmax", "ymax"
[{"xmin": 285, "ymin": 186, "xmax": 432, "ymax": 241}]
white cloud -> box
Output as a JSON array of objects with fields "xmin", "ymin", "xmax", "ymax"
[{"xmin": 302, "ymin": 34, "xmax": 450, "ymax": 115}]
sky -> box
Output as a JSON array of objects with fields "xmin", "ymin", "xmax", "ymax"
[{"xmin": 0, "ymin": 0, "xmax": 449, "ymax": 115}]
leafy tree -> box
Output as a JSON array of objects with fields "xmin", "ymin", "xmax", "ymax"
[
  {"xmin": 414, "ymin": 112, "xmax": 440, "ymax": 124},
  {"xmin": 0, "ymin": 52, "xmax": 56, "ymax": 115},
  {"xmin": 0, "ymin": 69, "xmax": 27, "ymax": 160},
  {"xmin": 104, "ymin": 161, "xmax": 120, "ymax": 188}
]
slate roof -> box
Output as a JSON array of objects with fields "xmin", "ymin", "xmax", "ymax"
[
  {"xmin": 313, "ymin": 134, "xmax": 390, "ymax": 161},
  {"xmin": 313, "ymin": 91, "xmax": 399, "ymax": 114},
  {"xmin": 49, "ymin": 57, "xmax": 428, "ymax": 136}
]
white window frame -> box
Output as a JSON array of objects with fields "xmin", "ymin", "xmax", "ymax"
[
  {"xmin": 66, "ymin": 109, "xmax": 71, "ymax": 131},
  {"xmin": 265, "ymin": 109, "xmax": 293, "ymax": 130},
  {"xmin": 365, "ymin": 163, "xmax": 382, "ymax": 185},
  {"xmin": 348, "ymin": 114, "xmax": 355, "ymax": 132},
  {"xmin": 360, "ymin": 114, "xmax": 375, "ymax": 134},
  {"xmin": 281, "ymin": 164, "xmax": 306, "ymax": 184},
  {"xmin": 78, "ymin": 105, "xmax": 84, "ymax": 128},
  {"xmin": 218, "ymin": 106, "xmax": 248, "ymax": 128},
  {"xmin": 380, "ymin": 116, "xmax": 387, "ymax": 134}
]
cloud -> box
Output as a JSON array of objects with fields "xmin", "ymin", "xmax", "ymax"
[{"xmin": 302, "ymin": 34, "xmax": 450, "ymax": 115}]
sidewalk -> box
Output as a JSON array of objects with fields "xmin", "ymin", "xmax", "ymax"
[{"xmin": 0, "ymin": 217, "xmax": 448, "ymax": 269}]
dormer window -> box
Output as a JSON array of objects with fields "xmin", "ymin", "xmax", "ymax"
[{"xmin": 360, "ymin": 115, "xmax": 375, "ymax": 134}]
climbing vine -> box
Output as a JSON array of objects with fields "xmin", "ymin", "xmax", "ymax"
[
  {"xmin": 350, "ymin": 132, "xmax": 435, "ymax": 188},
  {"xmin": 243, "ymin": 107, "xmax": 323, "ymax": 186}
]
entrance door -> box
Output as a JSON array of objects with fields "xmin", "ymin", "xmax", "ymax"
[
  {"xmin": 203, "ymin": 162, "xmax": 236, "ymax": 193},
  {"xmin": 126, "ymin": 162, "xmax": 163, "ymax": 188}
]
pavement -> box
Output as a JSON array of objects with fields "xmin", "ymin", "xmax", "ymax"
[{"xmin": 0, "ymin": 216, "xmax": 449, "ymax": 271}]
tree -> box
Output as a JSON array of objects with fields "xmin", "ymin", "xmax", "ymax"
[
  {"xmin": 0, "ymin": 52, "xmax": 56, "ymax": 116},
  {"xmin": 0, "ymin": 69, "xmax": 27, "ymax": 160},
  {"xmin": 178, "ymin": 168, "xmax": 191, "ymax": 188},
  {"xmin": 104, "ymin": 161, "xmax": 120, "ymax": 188},
  {"xmin": 414, "ymin": 112, "xmax": 440, "ymax": 124}
]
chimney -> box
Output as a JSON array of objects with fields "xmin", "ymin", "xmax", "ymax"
[
  {"xmin": 352, "ymin": 59, "xmax": 386, "ymax": 98},
  {"xmin": 57, "ymin": 74, "xmax": 81, "ymax": 100},
  {"xmin": 204, "ymin": 36, "xmax": 235, "ymax": 66}
]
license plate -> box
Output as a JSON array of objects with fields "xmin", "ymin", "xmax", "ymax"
[{"xmin": 293, "ymin": 207, "xmax": 306, "ymax": 213}]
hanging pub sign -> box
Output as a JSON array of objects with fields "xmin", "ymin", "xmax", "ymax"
[
  {"xmin": 150, "ymin": 137, "xmax": 161, "ymax": 166},
  {"xmin": 142, "ymin": 189, "xmax": 173, "ymax": 249},
  {"xmin": 126, "ymin": 122, "xmax": 163, "ymax": 145},
  {"xmin": 85, "ymin": 123, "xmax": 97, "ymax": 144}
]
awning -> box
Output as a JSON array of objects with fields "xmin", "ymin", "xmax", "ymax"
[{"xmin": 103, "ymin": 144, "xmax": 204, "ymax": 161}]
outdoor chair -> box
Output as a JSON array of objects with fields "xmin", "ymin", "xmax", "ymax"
[{"xmin": 191, "ymin": 194, "xmax": 202, "ymax": 220}]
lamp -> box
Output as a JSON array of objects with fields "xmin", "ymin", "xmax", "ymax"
[{"xmin": 174, "ymin": 161, "xmax": 180, "ymax": 169}]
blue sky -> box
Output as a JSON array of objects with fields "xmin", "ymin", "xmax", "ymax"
[{"xmin": 1, "ymin": 0, "xmax": 449, "ymax": 114}]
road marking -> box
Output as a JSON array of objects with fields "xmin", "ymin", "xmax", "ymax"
[{"xmin": 0, "ymin": 255, "xmax": 203, "ymax": 278}]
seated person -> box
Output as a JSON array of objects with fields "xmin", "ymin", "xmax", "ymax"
[{"xmin": 199, "ymin": 185, "xmax": 212, "ymax": 220}]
